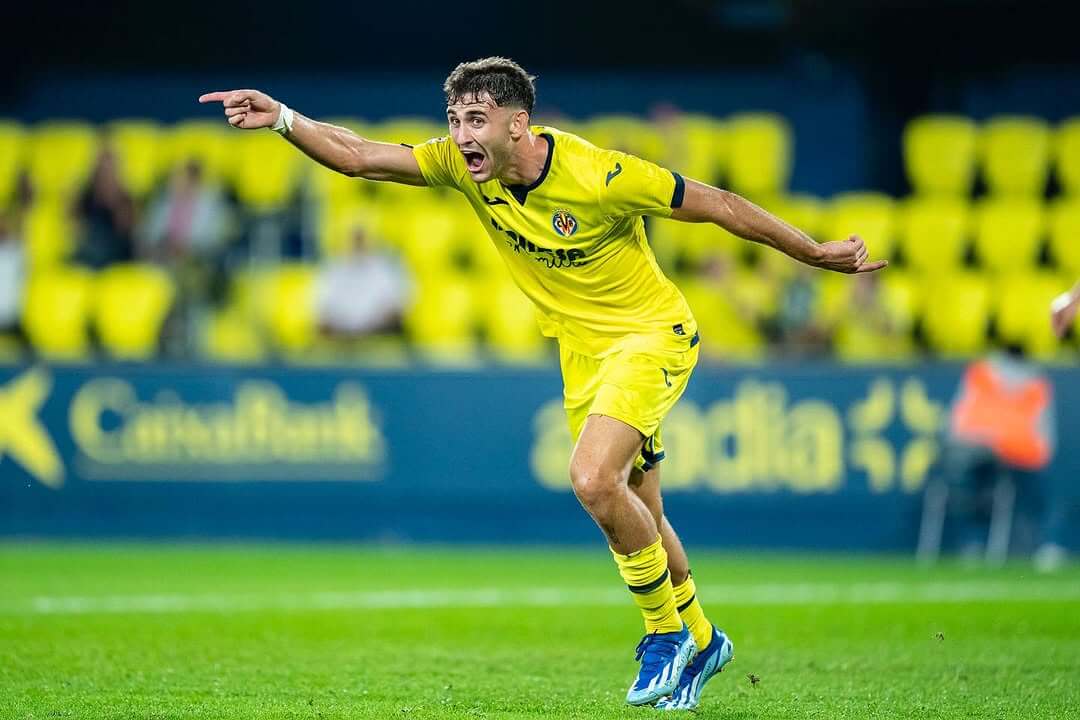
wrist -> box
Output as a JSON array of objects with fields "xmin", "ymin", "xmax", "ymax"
[
  {"xmin": 805, "ymin": 240, "xmax": 826, "ymax": 266},
  {"xmin": 271, "ymin": 101, "xmax": 294, "ymax": 135}
]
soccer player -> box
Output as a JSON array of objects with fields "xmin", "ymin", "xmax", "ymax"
[
  {"xmin": 200, "ymin": 57, "xmax": 886, "ymax": 711},
  {"xmin": 1051, "ymin": 279, "xmax": 1080, "ymax": 339}
]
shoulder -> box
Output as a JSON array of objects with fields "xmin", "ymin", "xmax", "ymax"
[{"xmin": 413, "ymin": 136, "xmax": 468, "ymax": 189}]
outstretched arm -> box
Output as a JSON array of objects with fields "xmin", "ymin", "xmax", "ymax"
[
  {"xmin": 670, "ymin": 178, "xmax": 887, "ymax": 274},
  {"xmin": 198, "ymin": 89, "xmax": 425, "ymax": 185},
  {"xmin": 1051, "ymin": 279, "xmax": 1080, "ymax": 338}
]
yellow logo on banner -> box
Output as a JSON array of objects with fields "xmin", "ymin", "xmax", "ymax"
[
  {"xmin": 0, "ymin": 368, "xmax": 64, "ymax": 488},
  {"xmin": 530, "ymin": 376, "xmax": 945, "ymax": 495},
  {"xmin": 69, "ymin": 378, "xmax": 385, "ymax": 478}
]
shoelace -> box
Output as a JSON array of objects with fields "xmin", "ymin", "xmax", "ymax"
[{"xmin": 634, "ymin": 632, "xmax": 681, "ymax": 669}]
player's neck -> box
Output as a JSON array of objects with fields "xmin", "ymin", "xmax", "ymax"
[{"xmin": 499, "ymin": 133, "xmax": 549, "ymax": 187}]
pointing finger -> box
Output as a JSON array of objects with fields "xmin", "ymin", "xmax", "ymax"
[{"xmin": 198, "ymin": 91, "xmax": 231, "ymax": 103}]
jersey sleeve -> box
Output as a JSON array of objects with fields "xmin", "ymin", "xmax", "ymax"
[
  {"xmin": 411, "ymin": 136, "xmax": 466, "ymax": 190},
  {"xmin": 597, "ymin": 151, "xmax": 685, "ymax": 219}
]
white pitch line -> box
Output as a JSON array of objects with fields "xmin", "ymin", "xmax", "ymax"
[{"xmin": 11, "ymin": 581, "xmax": 1080, "ymax": 616}]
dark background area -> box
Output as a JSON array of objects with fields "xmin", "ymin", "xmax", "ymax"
[{"xmin": 5, "ymin": 0, "xmax": 1079, "ymax": 195}]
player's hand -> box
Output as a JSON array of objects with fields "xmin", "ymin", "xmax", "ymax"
[
  {"xmin": 198, "ymin": 89, "xmax": 280, "ymax": 130},
  {"xmin": 816, "ymin": 235, "xmax": 888, "ymax": 274},
  {"xmin": 1050, "ymin": 286, "xmax": 1080, "ymax": 338}
]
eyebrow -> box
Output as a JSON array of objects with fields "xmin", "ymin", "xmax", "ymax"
[{"xmin": 446, "ymin": 108, "xmax": 490, "ymax": 118}]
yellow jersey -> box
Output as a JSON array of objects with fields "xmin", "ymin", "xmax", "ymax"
[{"xmin": 412, "ymin": 125, "xmax": 696, "ymax": 357}]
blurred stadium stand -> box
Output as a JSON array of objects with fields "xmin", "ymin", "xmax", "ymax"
[{"xmin": 1, "ymin": 109, "xmax": 1079, "ymax": 365}]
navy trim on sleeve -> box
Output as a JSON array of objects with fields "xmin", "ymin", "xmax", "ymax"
[{"xmin": 670, "ymin": 171, "xmax": 685, "ymax": 208}]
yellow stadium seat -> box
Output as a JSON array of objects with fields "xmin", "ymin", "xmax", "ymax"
[
  {"xmin": 726, "ymin": 113, "xmax": 792, "ymax": 198},
  {"xmin": 902, "ymin": 115, "xmax": 978, "ymax": 197},
  {"xmin": 994, "ymin": 272, "xmax": 1064, "ymax": 359},
  {"xmin": 404, "ymin": 273, "xmax": 478, "ymax": 362},
  {"xmin": 972, "ymin": 198, "xmax": 1045, "ymax": 272},
  {"xmin": 1055, "ymin": 117, "xmax": 1080, "ymax": 196},
  {"xmin": 22, "ymin": 266, "xmax": 95, "ymax": 359},
  {"xmin": 94, "ymin": 263, "xmax": 175, "ymax": 359},
  {"xmin": 658, "ymin": 113, "xmax": 726, "ymax": 187},
  {"xmin": 0, "ymin": 121, "xmax": 26, "ymax": 207},
  {"xmin": 166, "ymin": 120, "xmax": 232, "ymax": 184},
  {"xmin": 679, "ymin": 277, "xmax": 764, "ymax": 361},
  {"xmin": 266, "ymin": 264, "xmax": 317, "ymax": 354},
  {"xmin": 981, "ymin": 116, "xmax": 1051, "ymax": 197},
  {"xmin": 823, "ymin": 192, "xmax": 897, "ymax": 260},
  {"xmin": 897, "ymin": 197, "xmax": 970, "ymax": 271},
  {"xmin": 232, "ymin": 131, "xmax": 302, "ymax": 211},
  {"xmin": 921, "ymin": 272, "xmax": 991, "ymax": 358},
  {"xmin": 203, "ymin": 306, "xmax": 267, "ymax": 364},
  {"xmin": 28, "ymin": 122, "xmax": 98, "ymax": 200},
  {"xmin": 480, "ymin": 277, "xmax": 549, "ymax": 363},
  {"xmin": 107, "ymin": 120, "xmax": 165, "ymax": 199},
  {"xmin": 23, "ymin": 199, "xmax": 75, "ymax": 269},
  {"xmin": 585, "ymin": 115, "xmax": 665, "ymax": 161},
  {"xmin": 1048, "ymin": 198, "xmax": 1080, "ymax": 273}
]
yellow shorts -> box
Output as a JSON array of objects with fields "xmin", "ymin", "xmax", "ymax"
[{"xmin": 560, "ymin": 332, "xmax": 700, "ymax": 472}]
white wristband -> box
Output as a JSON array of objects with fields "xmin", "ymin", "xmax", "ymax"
[{"xmin": 271, "ymin": 102, "xmax": 294, "ymax": 135}]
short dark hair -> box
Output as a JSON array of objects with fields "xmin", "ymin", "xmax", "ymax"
[{"xmin": 443, "ymin": 57, "xmax": 536, "ymax": 114}]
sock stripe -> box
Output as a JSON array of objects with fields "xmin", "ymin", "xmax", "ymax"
[
  {"xmin": 676, "ymin": 593, "xmax": 697, "ymax": 614},
  {"xmin": 627, "ymin": 568, "xmax": 670, "ymax": 595}
]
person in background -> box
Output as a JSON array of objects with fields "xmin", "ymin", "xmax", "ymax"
[
  {"xmin": 139, "ymin": 159, "xmax": 229, "ymax": 264},
  {"xmin": 773, "ymin": 265, "xmax": 830, "ymax": 358},
  {"xmin": 314, "ymin": 223, "xmax": 411, "ymax": 338},
  {"xmin": 934, "ymin": 346, "xmax": 1059, "ymax": 568},
  {"xmin": 0, "ymin": 211, "xmax": 24, "ymax": 338},
  {"xmin": 72, "ymin": 147, "xmax": 135, "ymax": 269},
  {"xmin": 1051, "ymin": 280, "xmax": 1080, "ymax": 339}
]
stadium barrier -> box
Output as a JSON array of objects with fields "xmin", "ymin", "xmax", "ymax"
[{"xmin": 2, "ymin": 363, "xmax": 1078, "ymax": 550}]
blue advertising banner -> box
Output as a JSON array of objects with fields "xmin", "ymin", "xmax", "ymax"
[{"xmin": 2, "ymin": 363, "xmax": 1078, "ymax": 550}]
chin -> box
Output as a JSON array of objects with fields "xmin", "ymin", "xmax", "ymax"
[{"xmin": 467, "ymin": 168, "xmax": 494, "ymax": 183}]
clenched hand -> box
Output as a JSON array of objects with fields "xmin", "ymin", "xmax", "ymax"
[{"xmin": 815, "ymin": 235, "xmax": 888, "ymax": 274}]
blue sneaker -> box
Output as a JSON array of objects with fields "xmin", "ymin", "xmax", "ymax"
[
  {"xmin": 655, "ymin": 626, "xmax": 734, "ymax": 711},
  {"xmin": 625, "ymin": 625, "xmax": 697, "ymax": 706}
]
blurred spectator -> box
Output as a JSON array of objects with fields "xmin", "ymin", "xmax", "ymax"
[
  {"xmin": 832, "ymin": 272, "xmax": 913, "ymax": 360},
  {"xmin": 138, "ymin": 159, "xmax": 232, "ymax": 357},
  {"xmin": 772, "ymin": 266, "xmax": 830, "ymax": 358},
  {"xmin": 0, "ymin": 212, "xmax": 24, "ymax": 335},
  {"xmin": 139, "ymin": 159, "xmax": 229, "ymax": 264},
  {"xmin": 73, "ymin": 147, "xmax": 135, "ymax": 268},
  {"xmin": 315, "ymin": 225, "xmax": 411, "ymax": 337},
  {"xmin": 919, "ymin": 348, "xmax": 1058, "ymax": 566}
]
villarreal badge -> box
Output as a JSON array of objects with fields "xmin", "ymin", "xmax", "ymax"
[{"xmin": 552, "ymin": 209, "xmax": 578, "ymax": 237}]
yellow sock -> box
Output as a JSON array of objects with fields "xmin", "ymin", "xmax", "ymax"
[
  {"xmin": 672, "ymin": 572, "xmax": 713, "ymax": 651},
  {"xmin": 612, "ymin": 535, "xmax": 683, "ymax": 634}
]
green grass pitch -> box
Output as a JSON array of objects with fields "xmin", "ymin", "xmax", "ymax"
[{"xmin": 2, "ymin": 544, "xmax": 1079, "ymax": 719}]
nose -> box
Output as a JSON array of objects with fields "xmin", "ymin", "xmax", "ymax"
[{"xmin": 451, "ymin": 124, "xmax": 474, "ymax": 146}]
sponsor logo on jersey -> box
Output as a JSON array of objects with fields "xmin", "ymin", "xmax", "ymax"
[
  {"xmin": 490, "ymin": 218, "xmax": 589, "ymax": 269},
  {"xmin": 551, "ymin": 209, "xmax": 578, "ymax": 237}
]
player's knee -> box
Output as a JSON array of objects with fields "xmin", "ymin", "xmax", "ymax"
[{"xmin": 569, "ymin": 461, "xmax": 622, "ymax": 515}]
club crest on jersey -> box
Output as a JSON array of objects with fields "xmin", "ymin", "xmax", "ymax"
[{"xmin": 551, "ymin": 209, "xmax": 579, "ymax": 237}]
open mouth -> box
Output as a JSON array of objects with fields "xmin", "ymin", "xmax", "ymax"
[{"xmin": 462, "ymin": 150, "xmax": 486, "ymax": 173}]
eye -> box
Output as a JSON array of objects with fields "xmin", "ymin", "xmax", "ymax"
[{"xmin": 471, "ymin": 118, "xmax": 484, "ymax": 127}]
